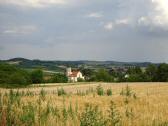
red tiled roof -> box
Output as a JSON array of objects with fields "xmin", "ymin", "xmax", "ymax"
[{"xmin": 69, "ymin": 71, "xmax": 79, "ymax": 77}]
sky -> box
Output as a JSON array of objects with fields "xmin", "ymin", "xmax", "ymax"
[{"xmin": 0, "ymin": 0, "xmax": 168, "ymax": 62}]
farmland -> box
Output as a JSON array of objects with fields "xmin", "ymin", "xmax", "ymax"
[{"xmin": 0, "ymin": 82, "xmax": 168, "ymax": 126}]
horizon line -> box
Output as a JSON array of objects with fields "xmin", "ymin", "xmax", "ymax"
[{"xmin": 0, "ymin": 57, "xmax": 165, "ymax": 64}]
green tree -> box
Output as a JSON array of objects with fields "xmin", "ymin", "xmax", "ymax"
[
  {"xmin": 31, "ymin": 69, "xmax": 43, "ymax": 84},
  {"xmin": 145, "ymin": 64, "xmax": 157, "ymax": 81},
  {"xmin": 96, "ymin": 69, "xmax": 114, "ymax": 82},
  {"xmin": 126, "ymin": 74, "xmax": 146, "ymax": 82},
  {"xmin": 156, "ymin": 63, "xmax": 168, "ymax": 82},
  {"xmin": 51, "ymin": 73, "xmax": 68, "ymax": 83},
  {"xmin": 0, "ymin": 63, "xmax": 31, "ymax": 86},
  {"xmin": 9, "ymin": 73, "xmax": 27, "ymax": 85},
  {"xmin": 127, "ymin": 66, "xmax": 142, "ymax": 75},
  {"xmin": 126, "ymin": 66, "xmax": 147, "ymax": 82},
  {"xmin": 81, "ymin": 69, "xmax": 95, "ymax": 81}
]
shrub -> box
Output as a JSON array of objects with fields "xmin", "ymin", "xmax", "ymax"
[
  {"xmin": 124, "ymin": 97, "xmax": 129, "ymax": 105},
  {"xmin": 40, "ymin": 88, "xmax": 46, "ymax": 100},
  {"xmin": 120, "ymin": 88, "xmax": 124, "ymax": 96},
  {"xmin": 20, "ymin": 103, "xmax": 35, "ymax": 126},
  {"xmin": 80, "ymin": 104, "xmax": 107, "ymax": 126},
  {"xmin": 57, "ymin": 88, "xmax": 66, "ymax": 96},
  {"xmin": 77, "ymin": 78, "xmax": 85, "ymax": 82},
  {"xmin": 120, "ymin": 85, "xmax": 132, "ymax": 97},
  {"xmin": 62, "ymin": 106, "xmax": 68, "ymax": 125},
  {"xmin": 51, "ymin": 106, "xmax": 60, "ymax": 120},
  {"xmin": 125, "ymin": 85, "xmax": 132, "ymax": 97},
  {"xmin": 68, "ymin": 102, "xmax": 74, "ymax": 119},
  {"xmin": 107, "ymin": 101, "xmax": 121, "ymax": 126},
  {"xmin": 133, "ymin": 93, "xmax": 137, "ymax": 99},
  {"xmin": 125, "ymin": 107, "xmax": 134, "ymax": 119},
  {"xmin": 106, "ymin": 89, "xmax": 112, "ymax": 96},
  {"xmin": 96, "ymin": 85, "xmax": 104, "ymax": 96}
]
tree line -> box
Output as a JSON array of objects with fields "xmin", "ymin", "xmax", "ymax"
[
  {"xmin": 81, "ymin": 63, "xmax": 168, "ymax": 82},
  {"xmin": 0, "ymin": 63, "xmax": 68, "ymax": 87},
  {"xmin": 0, "ymin": 63, "xmax": 168, "ymax": 87}
]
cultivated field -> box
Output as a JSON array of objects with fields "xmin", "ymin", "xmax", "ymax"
[{"xmin": 0, "ymin": 82, "xmax": 168, "ymax": 126}]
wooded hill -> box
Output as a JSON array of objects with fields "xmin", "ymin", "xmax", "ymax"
[{"xmin": 0, "ymin": 58, "xmax": 155, "ymax": 72}]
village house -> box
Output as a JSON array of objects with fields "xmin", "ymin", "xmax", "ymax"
[{"xmin": 66, "ymin": 67, "xmax": 84, "ymax": 82}]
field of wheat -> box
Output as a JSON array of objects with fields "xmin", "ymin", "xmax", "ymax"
[{"xmin": 0, "ymin": 82, "xmax": 168, "ymax": 126}]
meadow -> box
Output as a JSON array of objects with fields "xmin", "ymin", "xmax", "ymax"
[{"xmin": 0, "ymin": 82, "xmax": 168, "ymax": 126}]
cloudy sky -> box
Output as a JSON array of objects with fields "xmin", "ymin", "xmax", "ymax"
[{"xmin": 0, "ymin": 0, "xmax": 168, "ymax": 62}]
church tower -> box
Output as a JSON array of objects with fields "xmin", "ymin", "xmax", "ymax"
[{"xmin": 66, "ymin": 67, "xmax": 72, "ymax": 76}]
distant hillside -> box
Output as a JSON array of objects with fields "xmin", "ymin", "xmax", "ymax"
[
  {"xmin": 0, "ymin": 57, "xmax": 155, "ymax": 72},
  {"xmin": 8, "ymin": 58, "xmax": 31, "ymax": 62}
]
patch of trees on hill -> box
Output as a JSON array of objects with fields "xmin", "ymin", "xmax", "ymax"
[
  {"xmin": 0, "ymin": 63, "xmax": 31, "ymax": 87},
  {"xmin": 0, "ymin": 63, "xmax": 68, "ymax": 87}
]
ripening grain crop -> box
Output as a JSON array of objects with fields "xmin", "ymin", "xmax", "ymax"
[{"xmin": 0, "ymin": 82, "xmax": 168, "ymax": 126}]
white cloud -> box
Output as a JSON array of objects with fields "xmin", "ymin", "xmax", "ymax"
[
  {"xmin": 0, "ymin": 0, "xmax": 68, "ymax": 8},
  {"xmin": 103, "ymin": 18, "xmax": 130, "ymax": 31},
  {"xmin": 138, "ymin": 17, "xmax": 150, "ymax": 26},
  {"xmin": 104, "ymin": 22, "xmax": 113, "ymax": 31},
  {"xmin": 152, "ymin": 0, "xmax": 168, "ymax": 25},
  {"xmin": 115, "ymin": 18, "xmax": 130, "ymax": 25},
  {"xmin": 138, "ymin": 0, "xmax": 168, "ymax": 30},
  {"xmin": 86, "ymin": 12, "xmax": 103, "ymax": 18},
  {"xmin": 3, "ymin": 25, "xmax": 37, "ymax": 35},
  {"xmin": 152, "ymin": 0, "xmax": 168, "ymax": 15}
]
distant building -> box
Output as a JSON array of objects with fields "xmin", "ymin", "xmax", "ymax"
[
  {"xmin": 66, "ymin": 67, "xmax": 84, "ymax": 82},
  {"xmin": 124, "ymin": 74, "xmax": 130, "ymax": 79},
  {"xmin": 109, "ymin": 66, "xmax": 129, "ymax": 74}
]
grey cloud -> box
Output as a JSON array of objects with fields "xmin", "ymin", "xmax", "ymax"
[
  {"xmin": 2, "ymin": 25, "xmax": 37, "ymax": 35},
  {"xmin": 0, "ymin": 0, "xmax": 168, "ymax": 62},
  {"xmin": 0, "ymin": 46, "xmax": 4, "ymax": 50}
]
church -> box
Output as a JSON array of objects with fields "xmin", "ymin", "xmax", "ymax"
[{"xmin": 66, "ymin": 67, "xmax": 84, "ymax": 82}]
